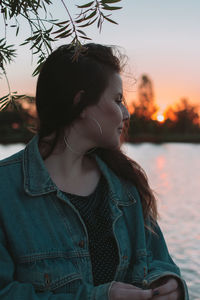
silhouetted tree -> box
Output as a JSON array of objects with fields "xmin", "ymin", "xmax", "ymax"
[
  {"xmin": 132, "ymin": 74, "xmax": 158, "ymax": 120},
  {"xmin": 165, "ymin": 98, "xmax": 200, "ymax": 133}
]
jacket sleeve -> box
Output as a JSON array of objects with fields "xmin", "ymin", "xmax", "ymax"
[
  {"xmin": 0, "ymin": 227, "xmax": 111, "ymax": 300},
  {"xmin": 145, "ymin": 220, "xmax": 189, "ymax": 299}
]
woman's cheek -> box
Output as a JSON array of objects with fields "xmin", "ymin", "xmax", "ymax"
[{"xmin": 115, "ymin": 105, "xmax": 123, "ymax": 121}]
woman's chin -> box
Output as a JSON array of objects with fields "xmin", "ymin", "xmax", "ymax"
[
  {"xmin": 110, "ymin": 138, "xmax": 121, "ymax": 150},
  {"xmin": 100, "ymin": 133, "xmax": 122, "ymax": 150}
]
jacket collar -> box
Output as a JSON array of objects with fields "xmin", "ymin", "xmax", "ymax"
[
  {"xmin": 23, "ymin": 135, "xmax": 56, "ymax": 196},
  {"xmin": 23, "ymin": 135, "xmax": 137, "ymax": 205},
  {"xmin": 93, "ymin": 154, "xmax": 137, "ymax": 205}
]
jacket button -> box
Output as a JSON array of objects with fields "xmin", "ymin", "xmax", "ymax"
[
  {"xmin": 44, "ymin": 273, "xmax": 51, "ymax": 286},
  {"xmin": 78, "ymin": 240, "xmax": 85, "ymax": 248},
  {"xmin": 142, "ymin": 279, "xmax": 148, "ymax": 286}
]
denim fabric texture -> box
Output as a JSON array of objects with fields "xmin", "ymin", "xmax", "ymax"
[{"xmin": 0, "ymin": 135, "xmax": 189, "ymax": 299}]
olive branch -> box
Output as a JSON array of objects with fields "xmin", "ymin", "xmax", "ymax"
[{"xmin": 0, "ymin": 0, "xmax": 122, "ymax": 110}]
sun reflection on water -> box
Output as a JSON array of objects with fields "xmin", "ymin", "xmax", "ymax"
[{"xmin": 123, "ymin": 142, "xmax": 200, "ymax": 299}]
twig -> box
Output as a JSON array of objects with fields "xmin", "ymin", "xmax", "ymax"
[
  {"xmin": 3, "ymin": 68, "xmax": 11, "ymax": 96},
  {"xmin": 60, "ymin": 0, "xmax": 79, "ymax": 42}
]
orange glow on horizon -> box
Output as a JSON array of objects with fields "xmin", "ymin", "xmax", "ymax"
[{"xmin": 127, "ymin": 102, "xmax": 134, "ymax": 114}]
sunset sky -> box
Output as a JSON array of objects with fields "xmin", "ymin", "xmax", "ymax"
[{"xmin": 1, "ymin": 0, "xmax": 200, "ymax": 113}]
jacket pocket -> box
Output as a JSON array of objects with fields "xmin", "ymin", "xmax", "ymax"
[
  {"xmin": 15, "ymin": 252, "xmax": 82, "ymax": 294},
  {"xmin": 125, "ymin": 249, "xmax": 149, "ymax": 286}
]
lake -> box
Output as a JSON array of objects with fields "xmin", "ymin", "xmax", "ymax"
[{"xmin": 0, "ymin": 142, "xmax": 200, "ymax": 299}]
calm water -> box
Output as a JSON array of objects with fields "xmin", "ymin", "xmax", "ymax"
[
  {"xmin": 122, "ymin": 143, "xmax": 200, "ymax": 300},
  {"xmin": 1, "ymin": 143, "xmax": 200, "ymax": 299}
]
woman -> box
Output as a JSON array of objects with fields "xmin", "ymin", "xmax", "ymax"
[{"xmin": 0, "ymin": 43, "xmax": 188, "ymax": 299}]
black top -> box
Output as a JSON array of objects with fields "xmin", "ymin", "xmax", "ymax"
[{"xmin": 64, "ymin": 175, "xmax": 119, "ymax": 286}]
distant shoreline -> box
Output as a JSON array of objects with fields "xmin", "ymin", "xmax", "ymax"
[
  {"xmin": 1, "ymin": 133, "xmax": 200, "ymax": 144},
  {"xmin": 128, "ymin": 134, "xmax": 200, "ymax": 144}
]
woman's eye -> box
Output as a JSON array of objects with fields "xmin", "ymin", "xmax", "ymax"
[{"xmin": 116, "ymin": 100, "xmax": 122, "ymax": 105}]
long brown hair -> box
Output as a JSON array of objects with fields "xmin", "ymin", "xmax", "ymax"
[
  {"xmin": 95, "ymin": 146, "xmax": 157, "ymax": 222},
  {"xmin": 36, "ymin": 43, "xmax": 158, "ymax": 224}
]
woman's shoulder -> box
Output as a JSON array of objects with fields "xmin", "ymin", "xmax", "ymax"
[
  {"xmin": 0, "ymin": 149, "xmax": 24, "ymax": 167},
  {"xmin": 0, "ymin": 149, "xmax": 24, "ymax": 181}
]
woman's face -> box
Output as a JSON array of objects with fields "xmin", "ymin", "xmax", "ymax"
[{"xmin": 84, "ymin": 72, "xmax": 130, "ymax": 149}]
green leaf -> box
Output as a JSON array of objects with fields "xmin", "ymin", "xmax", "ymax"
[
  {"xmin": 0, "ymin": 98, "xmax": 9, "ymax": 106},
  {"xmin": 0, "ymin": 94, "xmax": 10, "ymax": 111},
  {"xmin": 32, "ymin": 61, "xmax": 45, "ymax": 76},
  {"xmin": 0, "ymin": 94, "xmax": 9, "ymax": 106},
  {"xmin": 52, "ymin": 25, "xmax": 70, "ymax": 34},
  {"xmin": 26, "ymin": 35, "xmax": 39, "ymax": 41},
  {"xmin": 101, "ymin": 0, "xmax": 121, "ymax": 3},
  {"xmin": 104, "ymin": 15, "xmax": 118, "ymax": 24},
  {"xmin": 58, "ymin": 32, "xmax": 72, "ymax": 39},
  {"xmin": 20, "ymin": 41, "xmax": 29, "ymax": 46},
  {"xmin": 44, "ymin": 0, "xmax": 53, "ymax": 4},
  {"xmin": 55, "ymin": 29, "xmax": 72, "ymax": 39},
  {"xmin": 30, "ymin": 36, "xmax": 42, "ymax": 50},
  {"xmin": 12, "ymin": 94, "xmax": 26, "ymax": 100},
  {"xmin": 45, "ymin": 37, "xmax": 54, "ymax": 42},
  {"xmin": 0, "ymin": 93, "xmax": 9, "ymax": 102},
  {"xmin": 46, "ymin": 26, "xmax": 53, "ymax": 34},
  {"xmin": 102, "ymin": 5, "xmax": 122, "ymax": 10},
  {"xmin": 7, "ymin": 44, "xmax": 15, "ymax": 48},
  {"xmin": 77, "ymin": 29, "xmax": 87, "ymax": 36},
  {"xmin": 33, "ymin": 48, "xmax": 41, "ymax": 55},
  {"xmin": 77, "ymin": 1, "xmax": 94, "ymax": 8},
  {"xmin": 0, "ymin": 39, "xmax": 6, "ymax": 47},
  {"xmin": 75, "ymin": 17, "xmax": 86, "ymax": 24},
  {"xmin": 16, "ymin": 26, "xmax": 19, "ymax": 36},
  {"xmin": 55, "ymin": 20, "xmax": 70, "ymax": 27},
  {"xmin": 83, "ymin": 10, "xmax": 97, "ymax": 21},
  {"xmin": 78, "ymin": 17, "xmax": 98, "ymax": 27},
  {"xmin": 37, "ymin": 56, "xmax": 45, "ymax": 64},
  {"xmin": 44, "ymin": 40, "xmax": 52, "ymax": 52},
  {"xmin": 79, "ymin": 36, "xmax": 92, "ymax": 40},
  {"xmin": 0, "ymin": 101, "xmax": 10, "ymax": 111},
  {"xmin": 2, "ymin": 7, "xmax": 8, "ymax": 20}
]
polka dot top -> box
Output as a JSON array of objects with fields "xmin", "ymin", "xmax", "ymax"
[{"xmin": 64, "ymin": 175, "xmax": 119, "ymax": 286}]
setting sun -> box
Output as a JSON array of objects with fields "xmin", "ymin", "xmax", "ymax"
[
  {"xmin": 151, "ymin": 110, "xmax": 166, "ymax": 123},
  {"xmin": 157, "ymin": 114, "xmax": 165, "ymax": 123}
]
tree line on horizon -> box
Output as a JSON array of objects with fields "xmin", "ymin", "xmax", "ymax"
[
  {"xmin": 128, "ymin": 74, "xmax": 200, "ymax": 143},
  {"xmin": 0, "ymin": 73, "xmax": 200, "ymax": 144}
]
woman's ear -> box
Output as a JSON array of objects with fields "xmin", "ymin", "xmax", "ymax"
[
  {"xmin": 73, "ymin": 90, "xmax": 85, "ymax": 106},
  {"xmin": 73, "ymin": 90, "xmax": 87, "ymax": 119}
]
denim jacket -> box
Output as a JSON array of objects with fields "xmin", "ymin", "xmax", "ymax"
[{"xmin": 0, "ymin": 135, "xmax": 189, "ymax": 299}]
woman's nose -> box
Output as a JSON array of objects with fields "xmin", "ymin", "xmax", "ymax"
[{"xmin": 122, "ymin": 105, "xmax": 130, "ymax": 121}]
